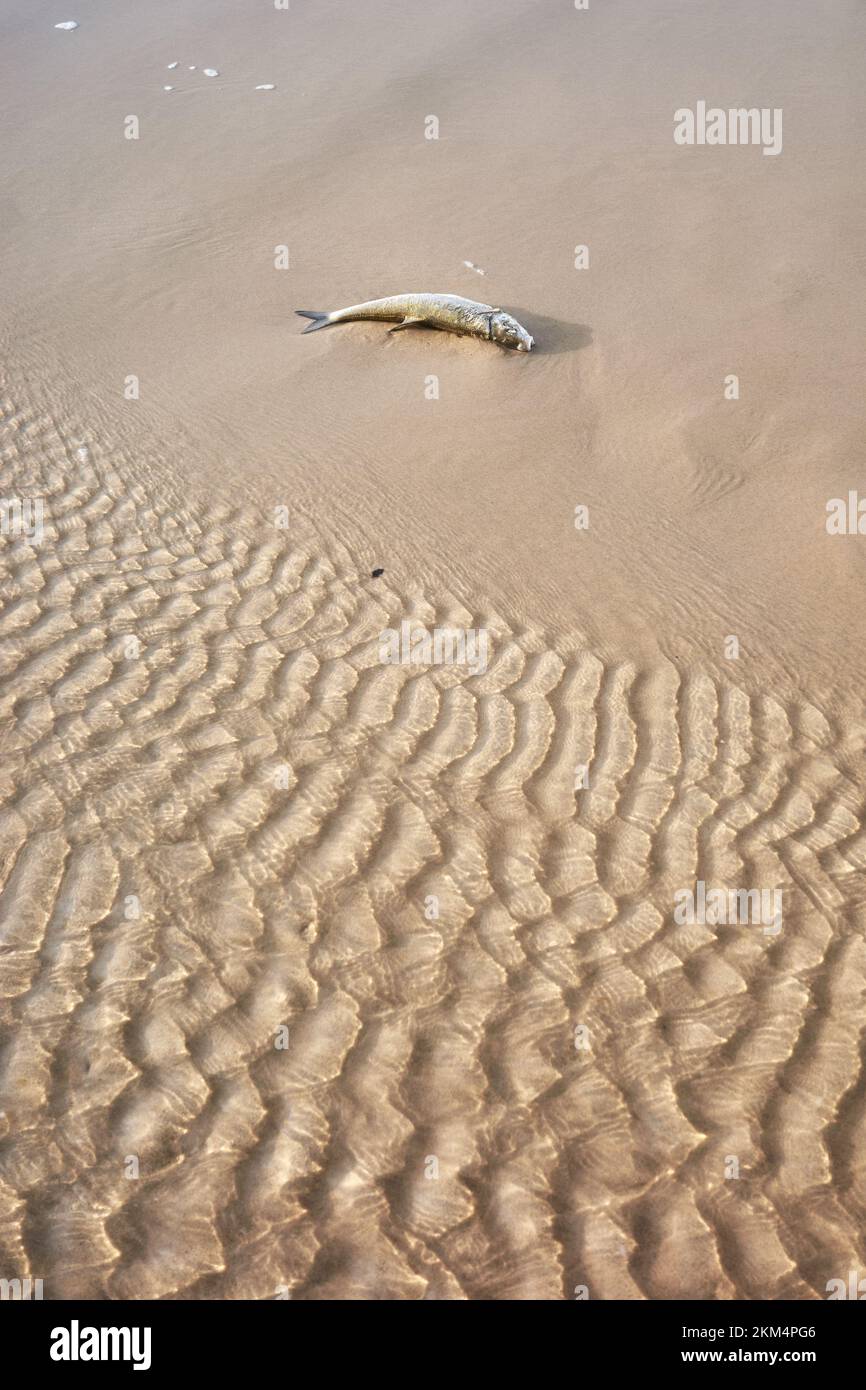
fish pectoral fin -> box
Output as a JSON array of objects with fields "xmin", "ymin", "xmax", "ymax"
[{"xmin": 389, "ymin": 316, "xmax": 430, "ymax": 332}]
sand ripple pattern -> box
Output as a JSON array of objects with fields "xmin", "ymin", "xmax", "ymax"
[{"xmin": 1, "ymin": 396, "xmax": 866, "ymax": 1300}]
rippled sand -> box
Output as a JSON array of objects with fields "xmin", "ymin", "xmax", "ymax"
[
  {"xmin": 1, "ymin": 0, "xmax": 865, "ymax": 1300},
  {"xmin": 2, "ymin": 390, "xmax": 865, "ymax": 1299}
]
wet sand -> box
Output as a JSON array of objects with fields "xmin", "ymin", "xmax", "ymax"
[{"xmin": 1, "ymin": 0, "xmax": 865, "ymax": 1299}]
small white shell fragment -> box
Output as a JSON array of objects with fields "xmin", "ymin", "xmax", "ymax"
[
  {"xmin": 462, "ymin": 260, "xmax": 486, "ymax": 276},
  {"xmin": 188, "ymin": 65, "xmax": 196, "ymax": 70},
  {"xmin": 163, "ymin": 85, "xmax": 174, "ymax": 92},
  {"xmin": 54, "ymin": 20, "xmax": 78, "ymax": 29},
  {"xmin": 255, "ymin": 84, "xmax": 276, "ymax": 90},
  {"xmin": 167, "ymin": 62, "xmax": 179, "ymax": 69},
  {"xmin": 203, "ymin": 68, "xmax": 219, "ymax": 77}
]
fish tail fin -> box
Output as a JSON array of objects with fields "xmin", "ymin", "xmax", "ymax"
[{"xmin": 295, "ymin": 310, "xmax": 332, "ymax": 334}]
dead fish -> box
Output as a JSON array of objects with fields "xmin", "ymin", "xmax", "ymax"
[{"xmin": 296, "ymin": 294, "xmax": 534, "ymax": 351}]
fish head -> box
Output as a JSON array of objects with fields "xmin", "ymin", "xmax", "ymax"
[{"xmin": 490, "ymin": 312, "xmax": 534, "ymax": 352}]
